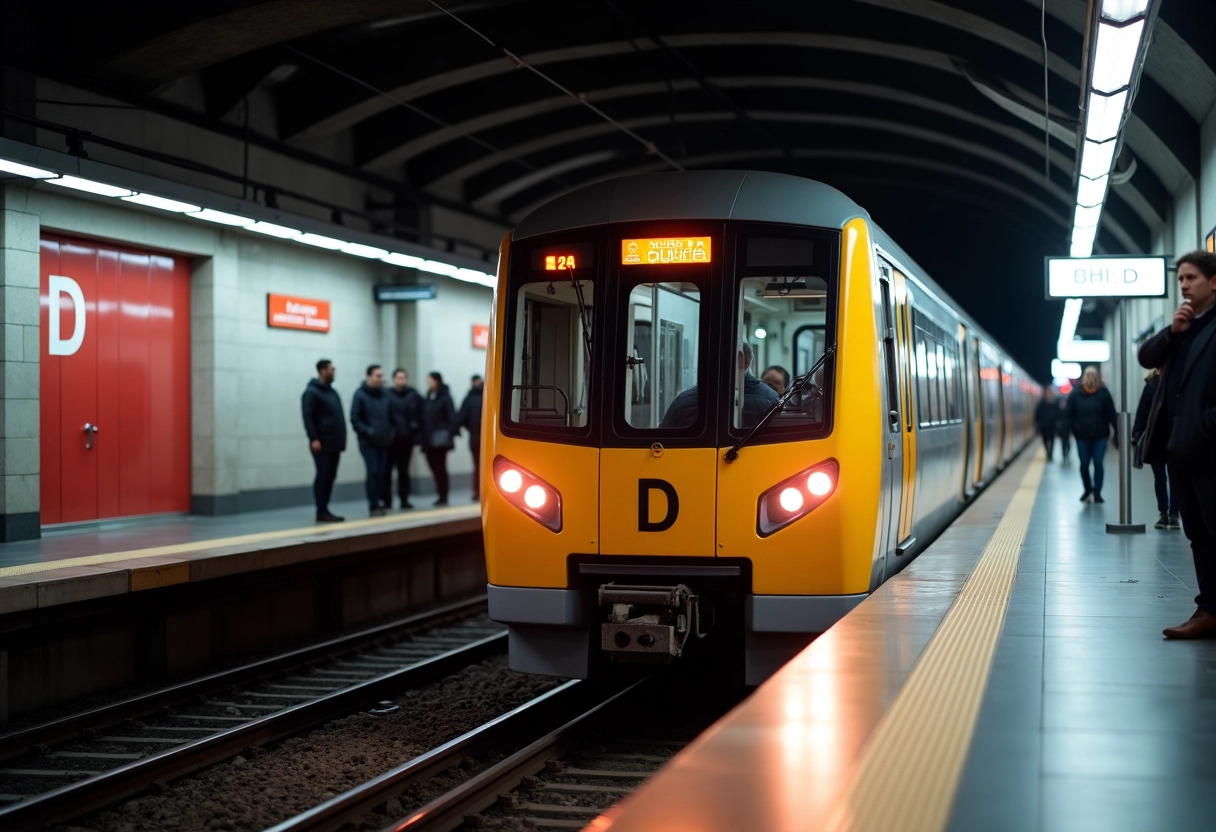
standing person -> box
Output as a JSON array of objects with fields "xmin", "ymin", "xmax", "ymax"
[
  {"xmin": 457, "ymin": 375, "xmax": 485, "ymax": 501},
  {"xmin": 385, "ymin": 369, "xmax": 423, "ymax": 509},
  {"xmin": 422, "ymin": 371, "xmax": 458, "ymax": 506},
  {"xmin": 1034, "ymin": 388, "xmax": 1058, "ymax": 461},
  {"xmin": 1065, "ymin": 365, "xmax": 1117, "ymax": 503},
  {"xmin": 1132, "ymin": 369, "xmax": 1177, "ymax": 531},
  {"xmin": 350, "ymin": 365, "xmax": 394, "ymax": 517},
  {"xmin": 301, "ymin": 359, "xmax": 347, "ymax": 523},
  {"xmin": 1055, "ymin": 391, "xmax": 1071, "ymax": 463},
  {"xmin": 1138, "ymin": 250, "xmax": 1216, "ymax": 639}
]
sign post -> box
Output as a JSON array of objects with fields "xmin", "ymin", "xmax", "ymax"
[{"xmin": 1045, "ymin": 255, "xmax": 1167, "ymax": 534}]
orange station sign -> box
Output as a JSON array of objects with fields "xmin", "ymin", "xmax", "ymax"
[
  {"xmin": 472, "ymin": 323, "xmax": 490, "ymax": 349},
  {"xmin": 268, "ymin": 293, "xmax": 330, "ymax": 332}
]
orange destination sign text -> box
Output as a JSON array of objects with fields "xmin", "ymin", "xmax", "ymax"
[
  {"xmin": 267, "ymin": 293, "xmax": 330, "ymax": 332},
  {"xmin": 621, "ymin": 236, "xmax": 712, "ymax": 266}
]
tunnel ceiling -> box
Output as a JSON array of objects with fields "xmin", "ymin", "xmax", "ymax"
[{"xmin": 4, "ymin": 0, "xmax": 1214, "ymax": 379}]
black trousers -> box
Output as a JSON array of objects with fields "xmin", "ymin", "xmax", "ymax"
[
  {"xmin": 1038, "ymin": 429, "xmax": 1055, "ymax": 459},
  {"xmin": 1168, "ymin": 464, "xmax": 1216, "ymax": 615},
  {"xmin": 383, "ymin": 439, "xmax": 415, "ymax": 507},
  {"xmin": 311, "ymin": 450, "xmax": 341, "ymax": 515},
  {"xmin": 425, "ymin": 447, "xmax": 450, "ymax": 503},
  {"xmin": 358, "ymin": 443, "xmax": 389, "ymax": 509},
  {"xmin": 469, "ymin": 442, "xmax": 481, "ymax": 498}
]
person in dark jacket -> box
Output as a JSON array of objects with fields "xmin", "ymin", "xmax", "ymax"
[
  {"xmin": 301, "ymin": 359, "xmax": 347, "ymax": 523},
  {"xmin": 660, "ymin": 342, "xmax": 779, "ymax": 428},
  {"xmin": 350, "ymin": 364, "xmax": 393, "ymax": 516},
  {"xmin": 1132, "ymin": 369, "xmax": 1177, "ymax": 530},
  {"xmin": 1055, "ymin": 393, "xmax": 1071, "ymax": 463},
  {"xmin": 1065, "ymin": 365, "xmax": 1117, "ymax": 503},
  {"xmin": 422, "ymin": 371, "xmax": 458, "ymax": 506},
  {"xmin": 457, "ymin": 375, "xmax": 484, "ymax": 501},
  {"xmin": 1034, "ymin": 388, "xmax": 1058, "ymax": 460},
  {"xmin": 1138, "ymin": 249, "xmax": 1216, "ymax": 639},
  {"xmin": 384, "ymin": 369, "xmax": 424, "ymax": 509}
]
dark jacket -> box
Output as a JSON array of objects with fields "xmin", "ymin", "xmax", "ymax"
[
  {"xmin": 387, "ymin": 385, "xmax": 424, "ymax": 444},
  {"xmin": 1066, "ymin": 384, "xmax": 1117, "ymax": 442},
  {"xmin": 1034, "ymin": 398, "xmax": 1058, "ymax": 434},
  {"xmin": 422, "ymin": 385, "xmax": 458, "ymax": 450},
  {"xmin": 659, "ymin": 374, "xmax": 780, "ymax": 429},
  {"xmin": 350, "ymin": 383, "xmax": 394, "ymax": 449},
  {"xmin": 457, "ymin": 387, "xmax": 484, "ymax": 447},
  {"xmin": 301, "ymin": 378, "xmax": 347, "ymax": 452},
  {"xmin": 1138, "ymin": 318, "xmax": 1216, "ymax": 468},
  {"xmin": 1132, "ymin": 377, "xmax": 1157, "ymax": 441}
]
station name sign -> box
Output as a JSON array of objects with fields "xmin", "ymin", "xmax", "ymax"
[
  {"xmin": 374, "ymin": 284, "xmax": 437, "ymax": 302},
  {"xmin": 1045, "ymin": 256, "xmax": 1167, "ymax": 299},
  {"xmin": 267, "ymin": 293, "xmax": 330, "ymax": 332}
]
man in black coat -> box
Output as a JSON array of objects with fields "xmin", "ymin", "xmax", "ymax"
[
  {"xmin": 1138, "ymin": 250, "xmax": 1216, "ymax": 639},
  {"xmin": 384, "ymin": 369, "xmax": 423, "ymax": 509},
  {"xmin": 301, "ymin": 359, "xmax": 347, "ymax": 523},
  {"xmin": 457, "ymin": 375, "xmax": 484, "ymax": 501},
  {"xmin": 350, "ymin": 364, "xmax": 394, "ymax": 516}
]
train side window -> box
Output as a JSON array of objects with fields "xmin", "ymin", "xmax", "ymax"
[{"xmin": 508, "ymin": 279, "xmax": 594, "ymax": 429}]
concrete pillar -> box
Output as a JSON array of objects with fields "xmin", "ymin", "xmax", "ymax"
[
  {"xmin": 190, "ymin": 243, "xmax": 242, "ymax": 514},
  {"xmin": 0, "ymin": 185, "xmax": 41, "ymax": 540}
]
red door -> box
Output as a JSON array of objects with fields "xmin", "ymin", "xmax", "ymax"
[{"xmin": 40, "ymin": 235, "xmax": 192, "ymax": 524}]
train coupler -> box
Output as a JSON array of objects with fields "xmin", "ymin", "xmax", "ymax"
[{"xmin": 598, "ymin": 583, "xmax": 705, "ymax": 663}]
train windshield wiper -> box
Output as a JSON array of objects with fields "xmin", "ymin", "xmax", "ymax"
[{"xmin": 724, "ymin": 345, "xmax": 835, "ymax": 462}]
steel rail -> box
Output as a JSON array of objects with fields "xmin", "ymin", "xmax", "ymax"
[
  {"xmin": 0, "ymin": 631, "xmax": 505, "ymax": 832},
  {"xmin": 0, "ymin": 595, "xmax": 487, "ymax": 762}
]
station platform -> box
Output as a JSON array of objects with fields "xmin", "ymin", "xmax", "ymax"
[{"xmin": 601, "ymin": 446, "xmax": 1213, "ymax": 832}]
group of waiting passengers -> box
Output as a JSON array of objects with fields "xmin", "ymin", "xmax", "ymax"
[{"xmin": 301, "ymin": 361, "xmax": 483, "ymax": 521}]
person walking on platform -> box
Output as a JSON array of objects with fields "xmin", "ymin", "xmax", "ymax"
[
  {"xmin": 350, "ymin": 364, "xmax": 394, "ymax": 517},
  {"xmin": 1034, "ymin": 388, "xmax": 1059, "ymax": 460},
  {"xmin": 1138, "ymin": 250, "xmax": 1216, "ymax": 639},
  {"xmin": 1132, "ymin": 369, "xmax": 1177, "ymax": 530},
  {"xmin": 457, "ymin": 375, "xmax": 485, "ymax": 501},
  {"xmin": 422, "ymin": 371, "xmax": 458, "ymax": 506},
  {"xmin": 385, "ymin": 369, "xmax": 423, "ymax": 509},
  {"xmin": 301, "ymin": 359, "xmax": 347, "ymax": 523},
  {"xmin": 1056, "ymin": 392, "xmax": 1071, "ymax": 463},
  {"xmin": 1065, "ymin": 365, "xmax": 1117, "ymax": 503}
]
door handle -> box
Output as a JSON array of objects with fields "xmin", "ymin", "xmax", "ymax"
[{"xmin": 83, "ymin": 422, "xmax": 99, "ymax": 451}]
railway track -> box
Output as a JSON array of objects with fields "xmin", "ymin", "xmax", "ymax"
[{"xmin": 0, "ymin": 596, "xmax": 504, "ymax": 831}]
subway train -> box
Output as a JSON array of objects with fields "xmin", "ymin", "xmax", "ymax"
[{"xmin": 479, "ymin": 171, "xmax": 1038, "ymax": 684}]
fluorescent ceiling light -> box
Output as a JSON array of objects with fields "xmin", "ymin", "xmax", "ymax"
[
  {"xmin": 420, "ymin": 259, "xmax": 459, "ymax": 277},
  {"xmin": 340, "ymin": 242, "xmax": 388, "ymax": 259},
  {"xmin": 1052, "ymin": 359, "xmax": 1082, "ymax": 378},
  {"xmin": 1084, "ymin": 89, "xmax": 1128, "ymax": 142},
  {"xmin": 122, "ymin": 192, "xmax": 200, "ymax": 213},
  {"xmin": 1076, "ymin": 174, "xmax": 1109, "ymax": 208},
  {"xmin": 1101, "ymin": 0, "xmax": 1149, "ymax": 22},
  {"xmin": 1080, "ymin": 139, "xmax": 1117, "ymax": 179},
  {"xmin": 1091, "ymin": 19, "xmax": 1145, "ymax": 93},
  {"xmin": 248, "ymin": 221, "xmax": 301, "ymax": 238},
  {"xmin": 296, "ymin": 232, "xmax": 345, "ymax": 250},
  {"xmin": 0, "ymin": 158, "xmax": 58, "ymax": 179},
  {"xmin": 382, "ymin": 252, "xmax": 427, "ymax": 269},
  {"xmin": 456, "ymin": 268, "xmax": 496, "ymax": 286},
  {"xmin": 189, "ymin": 208, "xmax": 254, "ymax": 226},
  {"xmin": 1073, "ymin": 203, "xmax": 1103, "ymax": 229},
  {"xmin": 1070, "ymin": 240, "xmax": 1094, "ymax": 258},
  {"xmin": 45, "ymin": 175, "xmax": 133, "ymax": 197},
  {"xmin": 1058, "ymin": 340, "xmax": 1111, "ymax": 363},
  {"xmin": 1071, "ymin": 225, "xmax": 1098, "ymax": 247}
]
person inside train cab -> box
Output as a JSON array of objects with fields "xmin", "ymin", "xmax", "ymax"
[
  {"xmin": 761, "ymin": 365, "xmax": 790, "ymax": 397},
  {"xmin": 1137, "ymin": 250, "xmax": 1216, "ymax": 639},
  {"xmin": 350, "ymin": 364, "xmax": 394, "ymax": 517},
  {"xmin": 301, "ymin": 359, "xmax": 347, "ymax": 523},
  {"xmin": 1065, "ymin": 364, "xmax": 1117, "ymax": 504},
  {"xmin": 659, "ymin": 341, "xmax": 778, "ymax": 429}
]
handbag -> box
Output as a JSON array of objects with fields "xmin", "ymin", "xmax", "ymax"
[
  {"xmin": 1132, "ymin": 434, "xmax": 1144, "ymax": 469},
  {"xmin": 430, "ymin": 427, "xmax": 454, "ymax": 450}
]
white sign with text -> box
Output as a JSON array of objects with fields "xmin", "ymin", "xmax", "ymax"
[{"xmin": 1045, "ymin": 256, "xmax": 1167, "ymax": 298}]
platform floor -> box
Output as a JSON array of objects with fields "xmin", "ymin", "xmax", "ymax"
[{"xmin": 602, "ymin": 445, "xmax": 1214, "ymax": 832}]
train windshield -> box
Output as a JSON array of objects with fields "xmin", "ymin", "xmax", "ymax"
[{"xmin": 731, "ymin": 232, "xmax": 835, "ymax": 436}]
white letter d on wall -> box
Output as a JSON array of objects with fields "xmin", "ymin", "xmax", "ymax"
[{"xmin": 48, "ymin": 274, "xmax": 85, "ymax": 356}]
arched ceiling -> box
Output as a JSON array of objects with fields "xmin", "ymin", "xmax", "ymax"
[{"xmin": 3, "ymin": 0, "xmax": 1214, "ymax": 380}]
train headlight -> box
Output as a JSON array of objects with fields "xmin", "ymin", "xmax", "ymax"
[
  {"xmin": 757, "ymin": 458, "xmax": 839, "ymax": 537},
  {"xmin": 492, "ymin": 456, "xmax": 562, "ymax": 532}
]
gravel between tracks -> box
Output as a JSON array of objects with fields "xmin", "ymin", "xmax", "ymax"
[{"xmin": 53, "ymin": 657, "xmax": 560, "ymax": 832}]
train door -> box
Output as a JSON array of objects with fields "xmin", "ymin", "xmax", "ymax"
[
  {"xmin": 971, "ymin": 338, "xmax": 985, "ymax": 487},
  {"xmin": 878, "ymin": 268, "xmax": 903, "ymax": 571},
  {"xmin": 890, "ymin": 268, "xmax": 917, "ymax": 552}
]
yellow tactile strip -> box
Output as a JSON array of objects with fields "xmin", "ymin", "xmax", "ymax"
[
  {"xmin": 0, "ymin": 506, "xmax": 479, "ymax": 581},
  {"xmin": 826, "ymin": 453, "xmax": 1045, "ymax": 831}
]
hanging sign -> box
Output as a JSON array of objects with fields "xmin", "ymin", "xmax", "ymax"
[
  {"xmin": 374, "ymin": 284, "xmax": 437, "ymax": 302},
  {"xmin": 267, "ymin": 294, "xmax": 330, "ymax": 332},
  {"xmin": 1045, "ymin": 256, "xmax": 1168, "ymax": 299}
]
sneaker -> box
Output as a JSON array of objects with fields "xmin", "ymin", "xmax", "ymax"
[
  {"xmin": 1094, "ymin": 494, "xmax": 1105, "ymax": 504},
  {"xmin": 1080, "ymin": 490, "xmax": 1092, "ymax": 502},
  {"xmin": 1167, "ymin": 513, "xmax": 1181, "ymax": 530},
  {"xmin": 1154, "ymin": 513, "xmax": 1168, "ymax": 530},
  {"xmin": 316, "ymin": 512, "xmax": 345, "ymax": 523}
]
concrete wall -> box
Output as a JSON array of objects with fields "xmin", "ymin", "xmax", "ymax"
[{"xmin": 0, "ymin": 179, "xmax": 493, "ymax": 536}]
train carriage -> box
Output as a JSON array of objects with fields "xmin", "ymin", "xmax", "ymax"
[{"xmin": 480, "ymin": 171, "xmax": 1036, "ymax": 684}]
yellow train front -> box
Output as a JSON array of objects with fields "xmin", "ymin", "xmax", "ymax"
[{"xmin": 481, "ymin": 171, "xmax": 1036, "ymax": 684}]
